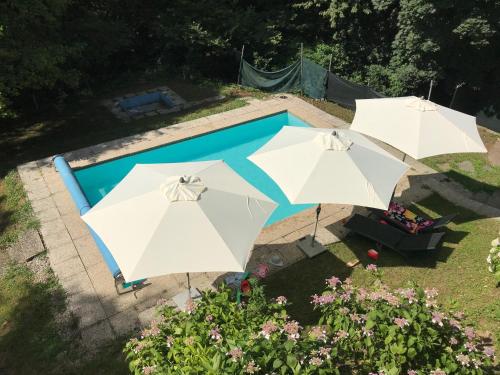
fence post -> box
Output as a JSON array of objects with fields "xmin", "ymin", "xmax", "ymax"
[
  {"xmin": 449, "ymin": 82, "xmax": 465, "ymax": 109},
  {"xmin": 237, "ymin": 45, "xmax": 245, "ymax": 85},
  {"xmin": 300, "ymin": 43, "xmax": 304, "ymax": 94},
  {"xmin": 427, "ymin": 79, "xmax": 435, "ymax": 100}
]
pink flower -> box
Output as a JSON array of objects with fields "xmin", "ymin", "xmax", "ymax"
[
  {"xmin": 344, "ymin": 277, "xmax": 352, "ymax": 285},
  {"xmin": 425, "ymin": 288, "xmax": 438, "ymax": 299},
  {"xmin": 350, "ymin": 313, "xmax": 362, "ymax": 323},
  {"xmin": 430, "ymin": 370, "xmax": 446, "ymax": 375},
  {"xmin": 260, "ymin": 321, "xmax": 278, "ymax": 339},
  {"xmin": 449, "ymin": 337, "xmax": 458, "ymax": 346},
  {"xmin": 456, "ymin": 354, "xmax": 470, "ymax": 367},
  {"xmin": 245, "ymin": 360, "xmax": 260, "ymax": 374},
  {"xmin": 333, "ymin": 330, "xmax": 349, "ymax": 342},
  {"xmin": 449, "ymin": 319, "xmax": 461, "ymax": 330},
  {"xmin": 362, "ymin": 327, "xmax": 373, "ymax": 337},
  {"xmin": 309, "ymin": 356, "xmax": 323, "ymax": 366},
  {"xmin": 339, "ymin": 307, "xmax": 350, "ymax": 315},
  {"xmin": 142, "ymin": 365, "xmax": 156, "ymax": 374},
  {"xmin": 366, "ymin": 264, "xmax": 378, "ymax": 271},
  {"xmin": 156, "ymin": 298, "xmax": 168, "ymax": 306},
  {"xmin": 483, "ymin": 346, "xmax": 495, "ymax": 358},
  {"xmin": 356, "ymin": 288, "xmax": 368, "ymax": 302},
  {"xmin": 209, "ymin": 326, "xmax": 222, "ymax": 341},
  {"xmin": 340, "ymin": 291, "xmax": 352, "ymax": 302},
  {"xmin": 464, "ymin": 341, "xmax": 476, "ymax": 352},
  {"xmin": 166, "ymin": 336, "xmax": 174, "ymax": 348},
  {"xmin": 133, "ymin": 341, "xmax": 145, "ymax": 354},
  {"xmin": 431, "ymin": 312, "xmax": 444, "ymax": 327},
  {"xmin": 309, "ymin": 326, "xmax": 327, "ymax": 342},
  {"xmin": 326, "ymin": 276, "xmax": 341, "ymax": 288},
  {"xmin": 283, "ymin": 320, "xmax": 301, "ymax": 341},
  {"xmin": 227, "ymin": 347, "xmax": 244, "ymax": 362},
  {"xmin": 319, "ymin": 346, "xmax": 331, "ymax": 359},
  {"xmin": 407, "ymin": 370, "xmax": 417, "ymax": 375},
  {"xmin": 398, "ymin": 288, "xmax": 417, "ymax": 303},
  {"xmin": 394, "ymin": 317, "xmax": 409, "ymax": 329},
  {"xmin": 275, "ymin": 296, "xmax": 287, "ymax": 305},
  {"xmin": 383, "ymin": 292, "xmax": 400, "ymax": 307},
  {"xmin": 205, "ymin": 314, "xmax": 213, "ymax": 322},
  {"xmin": 185, "ymin": 298, "xmax": 197, "ymax": 314},
  {"xmin": 464, "ymin": 327, "xmax": 475, "ymax": 340},
  {"xmin": 311, "ymin": 293, "xmax": 336, "ymax": 305}
]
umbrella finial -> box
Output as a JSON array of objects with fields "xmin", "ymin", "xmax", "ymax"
[
  {"xmin": 161, "ymin": 175, "xmax": 206, "ymax": 202},
  {"xmin": 315, "ymin": 130, "xmax": 352, "ymax": 151}
]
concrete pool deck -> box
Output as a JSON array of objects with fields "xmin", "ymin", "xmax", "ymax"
[{"xmin": 17, "ymin": 94, "xmax": 500, "ymax": 348}]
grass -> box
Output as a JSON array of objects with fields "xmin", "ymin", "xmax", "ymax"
[
  {"xmin": 423, "ymin": 128, "xmax": 500, "ymax": 193},
  {"xmin": 0, "ymin": 171, "xmax": 39, "ymax": 249},
  {"xmin": 263, "ymin": 193, "xmax": 500, "ymax": 348},
  {"xmin": 300, "ymin": 96, "xmax": 355, "ymax": 123},
  {"xmin": 0, "ymin": 264, "xmax": 128, "ymax": 374}
]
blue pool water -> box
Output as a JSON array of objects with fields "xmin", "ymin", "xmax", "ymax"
[{"xmin": 75, "ymin": 111, "xmax": 314, "ymax": 225}]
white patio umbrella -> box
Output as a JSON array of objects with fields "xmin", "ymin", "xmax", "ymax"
[
  {"xmin": 350, "ymin": 96, "xmax": 487, "ymax": 160},
  {"xmin": 81, "ymin": 160, "xmax": 277, "ymax": 284},
  {"xmin": 248, "ymin": 126, "xmax": 409, "ymax": 251}
]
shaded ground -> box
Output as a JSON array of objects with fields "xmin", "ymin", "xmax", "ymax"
[{"xmin": 264, "ymin": 193, "xmax": 500, "ymax": 348}]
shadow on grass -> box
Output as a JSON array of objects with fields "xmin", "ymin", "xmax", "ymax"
[
  {"xmin": 263, "ymin": 251, "xmax": 352, "ymax": 325},
  {"xmin": 0, "ymin": 265, "xmax": 128, "ymax": 375}
]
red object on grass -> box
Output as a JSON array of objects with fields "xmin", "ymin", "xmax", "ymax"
[
  {"xmin": 367, "ymin": 249, "xmax": 379, "ymax": 260},
  {"xmin": 241, "ymin": 280, "xmax": 251, "ymax": 295}
]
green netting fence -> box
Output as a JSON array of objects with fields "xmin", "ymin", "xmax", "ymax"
[
  {"xmin": 238, "ymin": 54, "xmax": 384, "ymax": 107},
  {"xmin": 240, "ymin": 58, "xmax": 327, "ymax": 99}
]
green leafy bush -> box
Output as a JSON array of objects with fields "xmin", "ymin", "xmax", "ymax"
[
  {"xmin": 488, "ymin": 235, "xmax": 500, "ymax": 286},
  {"xmin": 124, "ymin": 269, "xmax": 495, "ymax": 374}
]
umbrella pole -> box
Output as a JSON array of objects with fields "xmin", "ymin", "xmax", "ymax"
[
  {"xmin": 186, "ymin": 272, "xmax": 191, "ymax": 297},
  {"xmin": 311, "ymin": 204, "xmax": 322, "ymax": 247}
]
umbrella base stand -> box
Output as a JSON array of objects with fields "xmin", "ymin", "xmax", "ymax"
[
  {"xmin": 172, "ymin": 288, "xmax": 202, "ymax": 311},
  {"xmin": 297, "ymin": 235, "xmax": 327, "ymax": 258}
]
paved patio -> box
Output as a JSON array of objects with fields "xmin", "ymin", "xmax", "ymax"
[{"xmin": 17, "ymin": 94, "xmax": 500, "ymax": 348}]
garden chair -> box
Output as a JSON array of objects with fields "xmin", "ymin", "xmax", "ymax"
[
  {"xmin": 368, "ymin": 201, "xmax": 457, "ymax": 234},
  {"xmin": 344, "ymin": 214, "xmax": 445, "ymax": 257}
]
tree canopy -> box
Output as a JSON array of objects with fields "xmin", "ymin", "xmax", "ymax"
[{"xmin": 1, "ymin": 0, "xmax": 499, "ymax": 116}]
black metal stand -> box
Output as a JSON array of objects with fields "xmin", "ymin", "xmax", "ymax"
[{"xmin": 310, "ymin": 204, "xmax": 322, "ymax": 247}]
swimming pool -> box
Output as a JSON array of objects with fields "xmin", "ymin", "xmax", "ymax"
[{"xmin": 75, "ymin": 111, "xmax": 314, "ymax": 225}]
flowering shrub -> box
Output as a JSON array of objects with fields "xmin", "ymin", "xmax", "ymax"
[
  {"xmin": 313, "ymin": 266, "xmax": 494, "ymax": 374},
  {"xmin": 124, "ymin": 271, "xmax": 495, "ymax": 374},
  {"xmin": 487, "ymin": 235, "xmax": 500, "ymax": 286}
]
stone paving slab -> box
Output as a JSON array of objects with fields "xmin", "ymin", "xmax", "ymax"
[
  {"xmin": 7, "ymin": 229, "xmax": 45, "ymax": 262},
  {"xmin": 17, "ymin": 94, "xmax": 500, "ymax": 348}
]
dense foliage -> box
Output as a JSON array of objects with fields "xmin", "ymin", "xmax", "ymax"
[
  {"xmin": 124, "ymin": 268, "xmax": 495, "ymax": 374},
  {"xmin": 1, "ymin": 1, "xmax": 499, "ymax": 116},
  {"xmin": 488, "ymin": 235, "xmax": 500, "ymax": 286}
]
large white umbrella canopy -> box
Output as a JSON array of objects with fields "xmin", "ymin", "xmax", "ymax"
[
  {"xmin": 350, "ymin": 96, "xmax": 487, "ymax": 159},
  {"xmin": 81, "ymin": 160, "xmax": 277, "ymax": 282},
  {"xmin": 247, "ymin": 126, "xmax": 409, "ymax": 209}
]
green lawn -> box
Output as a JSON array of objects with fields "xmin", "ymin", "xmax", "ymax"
[
  {"xmin": 423, "ymin": 128, "xmax": 500, "ymax": 193},
  {"xmin": 264, "ymin": 193, "xmax": 500, "ymax": 348}
]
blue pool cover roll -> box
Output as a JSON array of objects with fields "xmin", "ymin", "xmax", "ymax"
[{"xmin": 53, "ymin": 155, "xmax": 121, "ymax": 278}]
